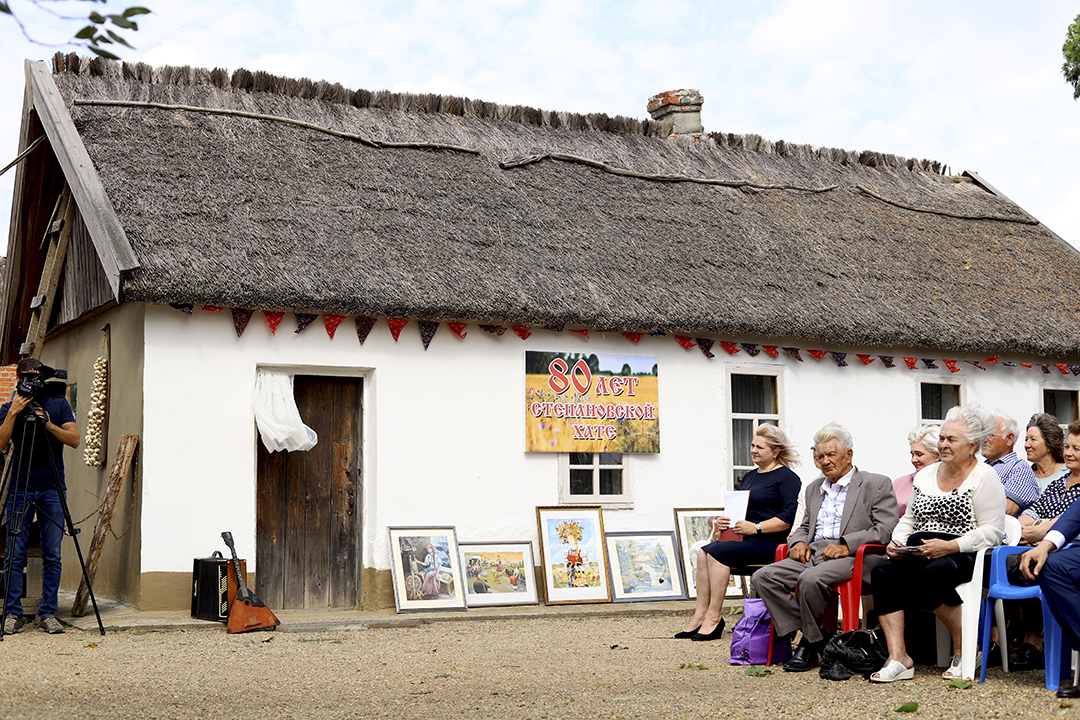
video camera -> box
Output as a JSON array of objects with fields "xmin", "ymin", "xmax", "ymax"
[{"xmin": 15, "ymin": 363, "xmax": 68, "ymax": 400}]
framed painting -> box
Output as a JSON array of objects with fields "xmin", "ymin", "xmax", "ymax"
[
  {"xmin": 387, "ymin": 527, "xmax": 467, "ymax": 613},
  {"xmin": 459, "ymin": 541, "xmax": 539, "ymax": 608},
  {"xmin": 605, "ymin": 531, "xmax": 686, "ymax": 602},
  {"xmin": 672, "ymin": 508, "xmax": 732, "ymax": 599},
  {"xmin": 535, "ymin": 506, "xmax": 611, "ymax": 604}
]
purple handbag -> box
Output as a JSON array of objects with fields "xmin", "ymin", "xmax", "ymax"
[{"xmin": 729, "ymin": 598, "xmax": 791, "ymax": 665}]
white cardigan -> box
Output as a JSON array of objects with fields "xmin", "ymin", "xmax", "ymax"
[{"xmin": 892, "ymin": 461, "xmax": 1006, "ymax": 553}]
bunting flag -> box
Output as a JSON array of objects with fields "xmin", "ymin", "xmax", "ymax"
[
  {"xmin": 741, "ymin": 343, "xmax": 761, "ymax": 357},
  {"xmin": 879, "ymin": 356, "xmax": 896, "ymax": 368},
  {"xmin": 447, "ymin": 322, "xmax": 468, "ymax": 339},
  {"xmin": 674, "ymin": 336, "xmax": 697, "ymax": 350},
  {"xmin": 807, "ymin": 350, "xmax": 828, "ymax": 360},
  {"xmin": 762, "ymin": 345, "xmax": 780, "ymax": 358},
  {"xmin": 921, "ymin": 359, "xmax": 938, "ymax": 369},
  {"xmin": 856, "ymin": 354, "xmax": 875, "ymax": 366},
  {"xmin": 697, "ymin": 338, "xmax": 716, "ymax": 359},
  {"xmin": 568, "ymin": 329, "xmax": 589, "ymax": 338},
  {"xmin": 1003, "ymin": 362, "xmax": 1018, "ymax": 367},
  {"xmin": 830, "ymin": 352, "xmax": 848, "ymax": 367},
  {"xmin": 201, "ymin": 305, "xmax": 223, "ymax": 312},
  {"xmin": 418, "ymin": 320, "xmax": 439, "ymax": 349},
  {"xmin": 263, "ymin": 311, "xmax": 284, "ymax": 335},
  {"xmin": 295, "ymin": 313, "xmax": 317, "ymax": 334},
  {"xmin": 231, "ymin": 308, "xmax": 253, "ymax": 337},
  {"xmin": 479, "ymin": 325, "xmax": 507, "ymax": 336},
  {"xmin": 1055, "ymin": 363, "xmax": 1071, "ymax": 375},
  {"xmin": 621, "ymin": 332, "xmax": 644, "ymax": 343},
  {"xmin": 324, "ymin": 314, "xmax": 345, "ymax": 339},
  {"xmin": 543, "ymin": 323, "xmax": 565, "ymax": 332},
  {"xmin": 942, "ymin": 359, "xmax": 960, "ymax": 374},
  {"xmin": 388, "ymin": 318, "xmax": 409, "ymax": 342},
  {"xmin": 1019, "ymin": 363, "xmax": 1033, "ymax": 368},
  {"xmin": 512, "ymin": 326, "xmax": 532, "ymax": 340},
  {"xmin": 782, "ymin": 347, "xmax": 803, "ymax": 362},
  {"xmin": 649, "ymin": 330, "xmax": 667, "ymax": 336},
  {"xmin": 170, "ymin": 303, "xmax": 194, "ymax": 315},
  {"xmin": 355, "ymin": 316, "xmax": 376, "ymax": 344},
  {"xmin": 903, "ymin": 357, "xmax": 918, "ymax": 369},
  {"xmin": 1041, "ymin": 364, "xmax": 1051, "ymax": 374},
  {"xmin": 965, "ymin": 360, "xmax": 987, "ymax": 371},
  {"xmin": 1071, "ymin": 365, "xmax": 1080, "ymax": 376},
  {"xmin": 985, "ymin": 356, "xmax": 1000, "ymax": 364},
  {"xmin": 719, "ymin": 341, "xmax": 741, "ymax": 355}
]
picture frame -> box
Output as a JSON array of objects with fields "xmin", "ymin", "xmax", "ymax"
[
  {"xmin": 605, "ymin": 531, "xmax": 686, "ymax": 602},
  {"xmin": 535, "ymin": 506, "xmax": 611, "ymax": 604},
  {"xmin": 387, "ymin": 526, "xmax": 467, "ymax": 613},
  {"xmin": 459, "ymin": 541, "xmax": 539, "ymax": 608},
  {"xmin": 672, "ymin": 508, "xmax": 738, "ymax": 599}
]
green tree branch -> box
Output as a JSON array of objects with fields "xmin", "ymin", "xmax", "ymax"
[
  {"xmin": 1064, "ymin": 13, "xmax": 1080, "ymax": 100},
  {"xmin": 1, "ymin": 1, "xmax": 149, "ymax": 59}
]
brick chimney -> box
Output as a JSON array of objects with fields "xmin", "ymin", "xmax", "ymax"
[{"xmin": 647, "ymin": 89, "xmax": 704, "ymax": 136}]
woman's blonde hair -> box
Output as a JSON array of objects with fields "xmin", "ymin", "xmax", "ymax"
[{"xmin": 755, "ymin": 424, "xmax": 799, "ymax": 467}]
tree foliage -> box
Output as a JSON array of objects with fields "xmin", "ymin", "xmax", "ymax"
[
  {"xmin": 0, "ymin": 0, "xmax": 149, "ymax": 60},
  {"xmin": 1065, "ymin": 13, "xmax": 1080, "ymax": 100}
]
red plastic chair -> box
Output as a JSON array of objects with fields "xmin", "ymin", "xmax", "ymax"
[{"xmin": 764, "ymin": 543, "xmax": 886, "ymax": 665}]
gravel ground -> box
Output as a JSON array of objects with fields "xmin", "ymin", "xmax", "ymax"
[{"xmin": 0, "ymin": 616, "xmax": 1075, "ymax": 720}]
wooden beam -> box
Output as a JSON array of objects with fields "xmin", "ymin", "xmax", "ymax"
[
  {"xmin": 25, "ymin": 60, "xmax": 139, "ymax": 301},
  {"xmin": 22, "ymin": 187, "xmax": 75, "ymax": 360}
]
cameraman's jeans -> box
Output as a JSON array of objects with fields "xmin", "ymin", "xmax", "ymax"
[{"xmin": 4, "ymin": 489, "xmax": 64, "ymax": 618}]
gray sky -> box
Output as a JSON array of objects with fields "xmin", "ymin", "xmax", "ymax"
[{"xmin": 2, "ymin": 1, "xmax": 1078, "ymax": 254}]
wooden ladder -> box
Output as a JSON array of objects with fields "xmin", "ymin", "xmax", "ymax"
[{"xmin": 20, "ymin": 185, "xmax": 75, "ymax": 359}]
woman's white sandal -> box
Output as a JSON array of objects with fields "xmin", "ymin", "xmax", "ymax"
[
  {"xmin": 942, "ymin": 652, "xmax": 980, "ymax": 680},
  {"xmin": 871, "ymin": 659, "xmax": 915, "ymax": 683}
]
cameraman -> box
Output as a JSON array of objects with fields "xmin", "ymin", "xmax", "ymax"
[{"xmin": 1, "ymin": 357, "xmax": 79, "ymax": 635}]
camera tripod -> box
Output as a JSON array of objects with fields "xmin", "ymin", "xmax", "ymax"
[{"xmin": 0, "ymin": 400, "xmax": 105, "ymax": 639}]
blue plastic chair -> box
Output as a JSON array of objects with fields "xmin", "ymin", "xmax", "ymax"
[{"xmin": 979, "ymin": 545, "xmax": 1069, "ymax": 690}]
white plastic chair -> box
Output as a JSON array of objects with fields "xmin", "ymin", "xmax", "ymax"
[{"xmin": 935, "ymin": 515, "xmax": 1021, "ymax": 680}]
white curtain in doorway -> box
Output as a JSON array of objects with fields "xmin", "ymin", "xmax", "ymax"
[{"xmin": 252, "ymin": 369, "xmax": 318, "ymax": 452}]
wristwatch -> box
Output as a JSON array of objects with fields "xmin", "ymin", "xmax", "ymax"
[{"xmin": 755, "ymin": 523, "xmax": 762, "ymax": 534}]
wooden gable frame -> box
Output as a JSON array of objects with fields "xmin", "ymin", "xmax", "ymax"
[{"xmin": 0, "ymin": 60, "xmax": 140, "ymax": 364}]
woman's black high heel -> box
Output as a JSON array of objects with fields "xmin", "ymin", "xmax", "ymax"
[
  {"xmin": 674, "ymin": 624, "xmax": 701, "ymax": 639},
  {"xmin": 691, "ymin": 618, "xmax": 725, "ymax": 642}
]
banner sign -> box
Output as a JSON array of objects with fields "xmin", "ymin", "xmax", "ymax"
[{"xmin": 525, "ymin": 351, "xmax": 659, "ymax": 453}]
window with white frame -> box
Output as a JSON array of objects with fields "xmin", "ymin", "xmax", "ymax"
[
  {"xmin": 559, "ymin": 452, "xmax": 630, "ymax": 507},
  {"xmin": 919, "ymin": 381, "xmax": 962, "ymax": 426},
  {"xmin": 1043, "ymin": 386, "xmax": 1078, "ymax": 426},
  {"xmin": 729, "ymin": 371, "xmax": 781, "ymax": 490}
]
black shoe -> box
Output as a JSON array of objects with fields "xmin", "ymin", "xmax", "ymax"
[
  {"xmin": 674, "ymin": 625, "xmax": 701, "ymax": 639},
  {"xmin": 1012, "ymin": 643, "xmax": 1045, "ymax": 671},
  {"xmin": 690, "ymin": 618, "xmax": 725, "ymax": 642},
  {"xmin": 1057, "ymin": 684, "xmax": 1080, "ymax": 699},
  {"xmin": 783, "ymin": 644, "xmax": 819, "ymax": 672},
  {"xmin": 985, "ymin": 641, "xmax": 1002, "ymax": 668}
]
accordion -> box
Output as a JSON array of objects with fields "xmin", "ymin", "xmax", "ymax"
[{"xmin": 191, "ymin": 551, "xmax": 245, "ymax": 622}]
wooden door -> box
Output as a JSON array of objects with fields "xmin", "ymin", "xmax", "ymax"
[{"xmin": 256, "ymin": 375, "xmax": 362, "ymax": 609}]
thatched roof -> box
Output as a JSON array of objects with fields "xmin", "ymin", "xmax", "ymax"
[{"xmin": 14, "ymin": 54, "xmax": 1080, "ymax": 357}]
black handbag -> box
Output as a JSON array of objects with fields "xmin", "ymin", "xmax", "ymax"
[{"xmin": 818, "ymin": 627, "xmax": 890, "ymax": 681}]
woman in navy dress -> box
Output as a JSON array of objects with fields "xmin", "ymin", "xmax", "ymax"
[{"xmin": 677, "ymin": 424, "xmax": 801, "ymax": 641}]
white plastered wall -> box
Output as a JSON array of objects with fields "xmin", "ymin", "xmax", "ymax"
[{"xmin": 140, "ymin": 304, "xmax": 1078, "ymax": 574}]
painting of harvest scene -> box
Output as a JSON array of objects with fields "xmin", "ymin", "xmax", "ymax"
[
  {"xmin": 537, "ymin": 507, "xmax": 610, "ymax": 603},
  {"xmin": 525, "ymin": 351, "xmax": 659, "ymax": 453}
]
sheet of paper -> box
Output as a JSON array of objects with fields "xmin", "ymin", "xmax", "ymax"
[{"xmin": 724, "ymin": 490, "xmax": 750, "ymax": 524}]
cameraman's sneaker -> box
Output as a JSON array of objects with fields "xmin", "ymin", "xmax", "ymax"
[
  {"xmin": 3, "ymin": 615, "xmax": 24, "ymax": 634},
  {"xmin": 39, "ymin": 616, "xmax": 65, "ymax": 634}
]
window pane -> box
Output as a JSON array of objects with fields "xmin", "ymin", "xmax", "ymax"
[
  {"xmin": 570, "ymin": 469, "xmax": 593, "ymax": 495},
  {"xmin": 599, "ymin": 469, "xmax": 622, "ymax": 495},
  {"xmin": 733, "ymin": 419, "xmax": 753, "ymax": 467},
  {"xmin": 599, "ymin": 453, "xmax": 622, "ymax": 466},
  {"xmin": 569, "ymin": 453, "xmax": 593, "ymax": 466},
  {"xmin": 1045, "ymin": 390, "xmax": 1078, "ymax": 424},
  {"xmin": 731, "ymin": 375, "xmax": 776, "ymax": 414},
  {"xmin": 921, "ymin": 383, "xmax": 959, "ymax": 421},
  {"xmin": 733, "ymin": 468, "xmax": 749, "ymax": 490}
]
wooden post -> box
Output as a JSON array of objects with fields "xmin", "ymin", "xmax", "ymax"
[{"xmin": 72, "ymin": 434, "xmax": 138, "ymax": 617}]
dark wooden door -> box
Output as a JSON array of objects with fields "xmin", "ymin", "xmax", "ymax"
[{"xmin": 256, "ymin": 375, "xmax": 362, "ymax": 609}]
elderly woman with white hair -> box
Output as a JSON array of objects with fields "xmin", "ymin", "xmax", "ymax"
[
  {"xmin": 869, "ymin": 404, "xmax": 1006, "ymax": 683},
  {"xmin": 893, "ymin": 425, "xmax": 941, "ymax": 516}
]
